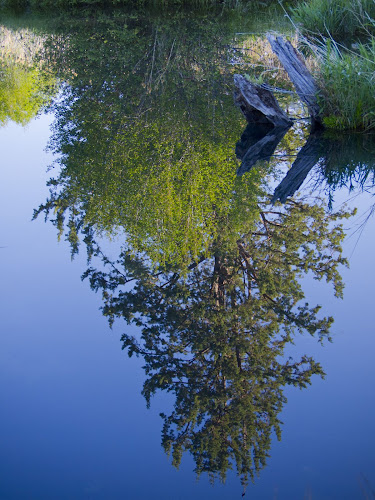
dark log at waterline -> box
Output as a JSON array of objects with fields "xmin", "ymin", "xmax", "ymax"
[
  {"xmin": 267, "ymin": 34, "xmax": 323, "ymax": 130},
  {"xmin": 234, "ymin": 74, "xmax": 293, "ymax": 128},
  {"xmin": 236, "ymin": 124, "xmax": 291, "ymax": 176},
  {"xmin": 235, "ymin": 122, "xmax": 274, "ymax": 160}
]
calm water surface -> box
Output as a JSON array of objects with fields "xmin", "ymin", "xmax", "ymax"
[{"xmin": 1, "ymin": 7, "xmax": 375, "ymax": 499}]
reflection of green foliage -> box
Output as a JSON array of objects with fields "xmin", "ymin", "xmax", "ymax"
[
  {"xmin": 34, "ymin": 13, "xmax": 266, "ymax": 268},
  {"xmin": 309, "ymin": 131, "xmax": 375, "ymax": 208},
  {"xmin": 0, "ymin": 62, "xmax": 56, "ymax": 126},
  {"xmin": 82, "ymin": 197, "xmax": 350, "ymax": 487},
  {"xmin": 22, "ymin": 10, "xmax": 354, "ymax": 488},
  {"xmin": 0, "ymin": 25, "xmax": 57, "ymax": 125}
]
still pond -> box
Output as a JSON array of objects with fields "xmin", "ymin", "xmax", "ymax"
[{"xmin": 1, "ymin": 5, "xmax": 375, "ymax": 499}]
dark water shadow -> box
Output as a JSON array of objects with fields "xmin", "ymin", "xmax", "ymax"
[{"xmin": 236, "ymin": 122, "xmax": 291, "ymax": 176}]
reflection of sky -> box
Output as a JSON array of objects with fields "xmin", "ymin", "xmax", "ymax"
[
  {"xmin": 0, "ymin": 115, "xmax": 374, "ymax": 499},
  {"xmin": 271, "ymin": 190, "xmax": 375, "ymax": 499}
]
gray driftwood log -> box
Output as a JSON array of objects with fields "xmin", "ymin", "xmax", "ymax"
[
  {"xmin": 234, "ymin": 74, "xmax": 293, "ymax": 128},
  {"xmin": 267, "ymin": 34, "xmax": 323, "ymax": 129}
]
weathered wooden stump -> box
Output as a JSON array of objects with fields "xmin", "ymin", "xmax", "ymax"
[
  {"xmin": 234, "ymin": 74, "xmax": 293, "ymax": 128},
  {"xmin": 233, "ymin": 35, "xmax": 326, "ymax": 198}
]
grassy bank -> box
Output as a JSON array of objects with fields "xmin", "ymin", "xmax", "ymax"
[
  {"xmin": 314, "ymin": 38, "xmax": 375, "ymax": 130},
  {"xmin": 291, "ymin": 0, "xmax": 375, "ymax": 42},
  {"xmin": 289, "ymin": 0, "xmax": 375, "ymax": 130}
]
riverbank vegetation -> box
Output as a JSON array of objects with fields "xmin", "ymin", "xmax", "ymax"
[
  {"xmin": 289, "ymin": 0, "xmax": 375, "ymax": 130},
  {"xmin": 313, "ymin": 38, "xmax": 375, "ymax": 130},
  {"xmin": 2, "ymin": 0, "xmax": 375, "ymax": 132},
  {"xmin": 291, "ymin": 0, "xmax": 375, "ymax": 42},
  {"xmin": 0, "ymin": 0, "xmax": 279, "ymax": 12}
]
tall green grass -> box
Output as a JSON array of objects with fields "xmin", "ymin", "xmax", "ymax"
[
  {"xmin": 312, "ymin": 37, "xmax": 375, "ymax": 130},
  {"xmin": 290, "ymin": 0, "xmax": 375, "ymax": 130},
  {"xmin": 291, "ymin": 0, "xmax": 375, "ymax": 42}
]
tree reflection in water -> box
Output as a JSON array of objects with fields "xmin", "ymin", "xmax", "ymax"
[
  {"xmin": 80, "ymin": 197, "xmax": 350, "ymax": 488},
  {"xmin": 26, "ymin": 12, "xmax": 357, "ymax": 488}
]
